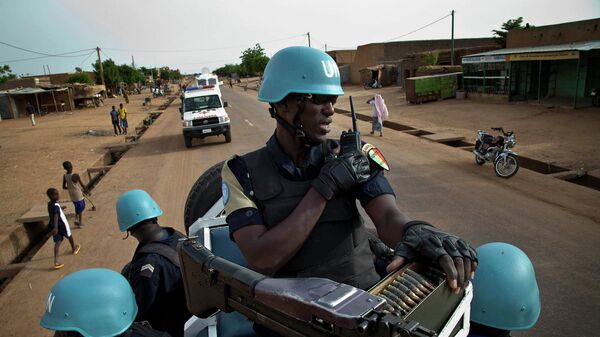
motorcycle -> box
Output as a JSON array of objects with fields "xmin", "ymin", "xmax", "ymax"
[{"xmin": 473, "ymin": 127, "xmax": 519, "ymax": 178}]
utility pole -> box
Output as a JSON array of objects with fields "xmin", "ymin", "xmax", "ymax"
[
  {"xmin": 307, "ymin": 32, "xmax": 311, "ymax": 47},
  {"xmin": 451, "ymin": 10, "xmax": 455, "ymax": 65},
  {"xmin": 96, "ymin": 47, "xmax": 107, "ymax": 98},
  {"xmin": 131, "ymin": 55, "xmax": 135, "ymax": 69},
  {"xmin": 46, "ymin": 65, "xmax": 52, "ymax": 75},
  {"xmin": 325, "ymin": 44, "xmax": 327, "ymax": 52}
]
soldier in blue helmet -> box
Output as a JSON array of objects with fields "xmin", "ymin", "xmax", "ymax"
[
  {"xmin": 40, "ymin": 268, "xmax": 170, "ymax": 337},
  {"xmin": 469, "ymin": 242, "xmax": 541, "ymax": 337},
  {"xmin": 221, "ymin": 46, "xmax": 477, "ymax": 294},
  {"xmin": 116, "ymin": 189, "xmax": 190, "ymax": 337}
]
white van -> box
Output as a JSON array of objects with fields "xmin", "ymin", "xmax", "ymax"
[
  {"xmin": 196, "ymin": 74, "xmax": 221, "ymax": 92},
  {"xmin": 181, "ymin": 85, "xmax": 230, "ymax": 148}
]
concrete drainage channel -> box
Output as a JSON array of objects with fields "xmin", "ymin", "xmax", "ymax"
[
  {"xmin": 0, "ymin": 95, "xmax": 177, "ymax": 292},
  {"xmin": 337, "ymin": 109, "xmax": 600, "ymax": 192}
]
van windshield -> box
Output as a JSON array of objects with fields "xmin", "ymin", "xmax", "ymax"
[
  {"xmin": 208, "ymin": 78, "xmax": 217, "ymax": 85},
  {"xmin": 184, "ymin": 95, "xmax": 222, "ymax": 112},
  {"xmin": 198, "ymin": 79, "xmax": 207, "ymax": 86}
]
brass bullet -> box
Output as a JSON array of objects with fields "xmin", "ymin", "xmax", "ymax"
[
  {"xmin": 391, "ymin": 281, "xmax": 421, "ymax": 306},
  {"xmin": 405, "ymin": 269, "xmax": 436, "ymax": 291}
]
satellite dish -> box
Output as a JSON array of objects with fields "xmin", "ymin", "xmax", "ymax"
[{"xmin": 201, "ymin": 67, "xmax": 210, "ymax": 74}]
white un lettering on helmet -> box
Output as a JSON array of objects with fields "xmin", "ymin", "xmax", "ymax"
[
  {"xmin": 321, "ymin": 60, "xmax": 340, "ymax": 78},
  {"xmin": 46, "ymin": 292, "xmax": 56, "ymax": 313}
]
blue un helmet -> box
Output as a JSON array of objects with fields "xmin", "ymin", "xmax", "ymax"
[
  {"xmin": 40, "ymin": 268, "xmax": 138, "ymax": 337},
  {"xmin": 258, "ymin": 46, "xmax": 344, "ymax": 142},
  {"xmin": 257, "ymin": 46, "xmax": 344, "ymax": 103},
  {"xmin": 116, "ymin": 189, "xmax": 163, "ymax": 232},
  {"xmin": 470, "ymin": 242, "xmax": 541, "ymax": 331}
]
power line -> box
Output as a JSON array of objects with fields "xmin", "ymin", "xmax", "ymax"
[
  {"xmin": 77, "ymin": 51, "xmax": 96, "ymax": 68},
  {"xmin": 103, "ymin": 34, "xmax": 305, "ymax": 53},
  {"xmin": 386, "ymin": 13, "xmax": 453, "ymax": 42},
  {"xmin": 0, "ymin": 40, "xmax": 94, "ymax": 57}
]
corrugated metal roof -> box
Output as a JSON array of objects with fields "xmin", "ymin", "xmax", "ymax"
[
  {"xmin": 0, "ymin": 87, "xmax": 46, "ymax": 95},
  {"xmin": 463, "ymin": 40, "xmax": 600, "ymax": 58}
]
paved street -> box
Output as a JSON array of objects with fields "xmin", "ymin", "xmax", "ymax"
[{"xmin": 0, "ymin": 86, "xmax": 598, "ymax": 336}]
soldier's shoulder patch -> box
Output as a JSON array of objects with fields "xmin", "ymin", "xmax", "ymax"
[
  {"xmin": 362, "ymin": 143, "xmax": 390, "ymax": 171},
  {"xmin": 139, "ymin": 263, "xmax": 155, "ymax": 278}
]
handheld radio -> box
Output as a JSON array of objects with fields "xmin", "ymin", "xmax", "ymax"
[{"xmin": 340, "ymin": 96, "xmax": 361, "ymax": 155}]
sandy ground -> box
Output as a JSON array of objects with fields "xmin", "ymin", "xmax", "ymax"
[
  {"xmin": 337, "ymin": 85, "xmax": 600, "ymax": 173},
  {"xmin": 0, "ymin": 91, "xmax": 170, "ymax": 239}
]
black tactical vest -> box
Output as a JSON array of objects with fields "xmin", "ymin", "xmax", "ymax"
[{"xmin": 242, "ymin": 147, "xmax": 380, "ymax": 289}]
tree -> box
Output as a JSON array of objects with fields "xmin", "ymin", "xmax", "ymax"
[
  {"xmin": 158, "ymin": 67, "xmax": 182, "ymax": 81},
  {"xmin": 92, "ymin": 59, "xmax": 122, "ymax": 92},
  {"xmin": 118, "ymin": 64, "xmax": 144, "ymax": 85},
  {"xmin": 492, "ymin": 17, "xmax": 531, "ymax": 48},
  {"xmin": 65, "ymin": 72, "xmax": 93, "ymax": 85},
  {"xmin": 0, "ymin": 65, "xmax": 17, "ymax": 85},
  {"xmin": 240, "ymin": 44, "xmax": 269, "ymax": 75},
  {"xmin": 214, "ymin": 64, "xmax": 242, "ymax": 77}
]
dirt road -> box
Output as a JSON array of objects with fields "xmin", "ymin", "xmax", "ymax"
[{"xmin": 0, "ymin": 86, "xmax": 598, "ymax": 336}]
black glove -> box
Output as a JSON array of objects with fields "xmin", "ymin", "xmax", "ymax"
[
  {"xmin": 394, "ymin": 221, "xmax": 477, "ymax": 263},
  {"xmin": 312, "ymin": 151, "xmax": 370, "ymax": 200}
]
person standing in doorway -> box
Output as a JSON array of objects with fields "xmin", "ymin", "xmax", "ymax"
[
  {"xmin": 119, "ymin": 103, "xmax": 129, "ymax": 134},
  {"xmin": 26, "ymin": 101, "xmax": 36, "ymax": 126},
  {"xmin": 111, "ymin": 105, "xmax": 122, "ymax": 135},
  {"xmin": 62, "ymin": 161, "xmax": 88, "ymax": 228}
]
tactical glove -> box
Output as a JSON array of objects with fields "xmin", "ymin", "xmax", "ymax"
[
  {"xmin": 394, "ymin": 221, "xmax": 478, "ymax": 263},
  {"xmin": 312, "ymin": 151, "xmax": 370, "ymax": 200}
]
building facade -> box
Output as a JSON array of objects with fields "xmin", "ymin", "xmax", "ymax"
[
  {"xmin": 462, "ymin": 18, "xmax": 600, "ymax": 107},
  {"xmin": 350, "ymin": 38, "xmax": 496, "ymax": 84}
]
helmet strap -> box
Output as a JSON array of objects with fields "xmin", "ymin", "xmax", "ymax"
[{"xmin": 269, "ymin": 103, "xmax": 312, "ymax": 147}]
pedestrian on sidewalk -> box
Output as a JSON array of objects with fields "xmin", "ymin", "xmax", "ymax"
[
  {"xmin": 111, "ymin": 105, "xmax": 122, "ymax": 135},
  {"xmin": 62, "ymin": 161, "xmax": 88, "ymax": 228},
  {"xmin": 46, "ymin": 187, "xmax": 81, "ymax": 269},
  {"xmin": 117, "ymin": 189, "xmax": 190, "ymax": 337},
  {"xmin": 119, "ymin": 103, "xmax": 129, "ymax": 134},
  {"xmin": 366, "ymin": 94, "xmax": 388, "ymax": 137},
  {"xmin": 26, "ymin": 101, "xmax": 36, "ymax": 126}
]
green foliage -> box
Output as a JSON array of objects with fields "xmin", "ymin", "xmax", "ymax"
[
  {"xmin": 421, "ymin": 52, "xmax": 439, "ymax": 66},
  {"xmin": 240, "ymin": 44, "xmax": 269, "ymax": 75},
  {"xmin": 492, "ymin": 17, "xmax": 530, "ymax": 48},
  {"xmin": 0, "ymin": 64, "xmax": 16, "ymax": 85},
  {"xmin": 118, "ymin": 64, "xmax": 144, "ymax": 84},
  {"xmin": 92, "ymin": 58, "xmax": 122, "ymax": 91},
  {"xmin": 214, "ymin": 64, "xmax": 242, "ymax": 77},
  {"xmin": 65, "ymin": 72, "xmax": 93, "ymax": 85},
  {"xmin": 139, "ymin": 66, "xmax": 154, "ymax": 77},
  {"xmin": 158, "ymin": 67, "xmax": 182, "ymax": 81}
]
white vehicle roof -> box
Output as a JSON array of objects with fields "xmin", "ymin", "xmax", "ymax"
[{"xmin": 183, "ymin": 86, "xmax": 221, "ymax": 99}]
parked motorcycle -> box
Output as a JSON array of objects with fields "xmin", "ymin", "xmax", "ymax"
[{"xmin": 473, "ymin": 127, "xmax": 519, "ymax": 178}]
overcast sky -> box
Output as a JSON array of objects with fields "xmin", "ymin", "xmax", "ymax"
[{"xmin": 1, "ymin": 0, "xmax": 599, "ymax": 76}]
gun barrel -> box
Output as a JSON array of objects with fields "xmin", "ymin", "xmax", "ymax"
[{"xmin": 349, "ymin": 96, "xmax": 358, "ymax": 132}]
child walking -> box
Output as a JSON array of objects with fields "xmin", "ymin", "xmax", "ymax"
[
  {"xmin": 62, "ymin": 161, "xmax": 88, "ymax": 228},
  {"xmin": 46, "ymin": 188, "xmax": 81, "ymax": 269}
]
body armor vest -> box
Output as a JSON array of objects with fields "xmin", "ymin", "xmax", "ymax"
[{"xmin": 242, "ymin": 147, "xmax": 379, "ymax": 289}]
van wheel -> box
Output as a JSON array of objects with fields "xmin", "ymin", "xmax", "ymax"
[
  {"xmin": 184, "ymin": 136, "xmax": 193, "ymax": 148},
  {"xmin": 184, "ymin": 161, "xmax": 224, "ymax": 234},
  {"xmin": 225, "ymin": 129, "xmax": 232, "ymax": 143}
]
